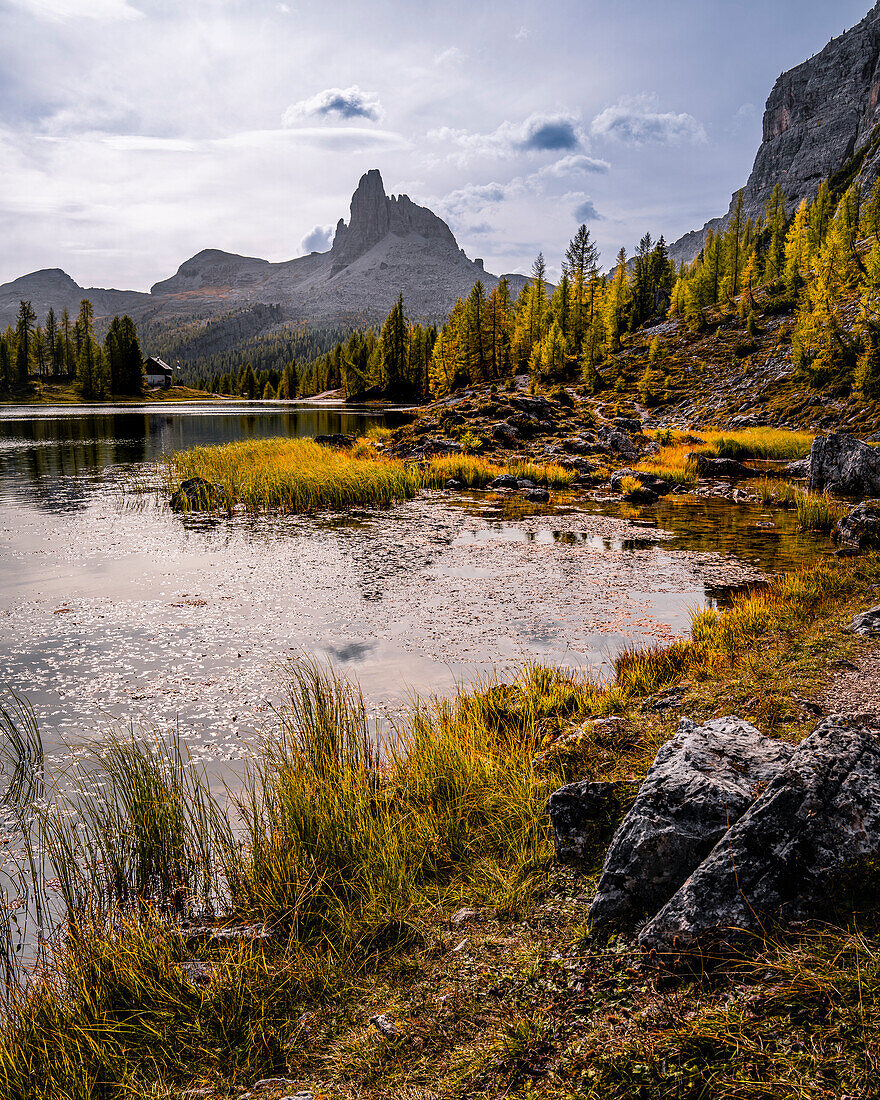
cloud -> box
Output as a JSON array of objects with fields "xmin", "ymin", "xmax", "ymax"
[
  {"xmin": 301, "ymin": 224, "xmax": 333, "ymax": 253},
  {"xmin": 517, "ymin": 113, "xmax": 579, "ymax": 152},
  {"xmin": 276, "ymin": 3, "xmax": 291, "ymax": 12},
  {"xmin": 434, "ymin": 46, "xmax": 464, "ymax": 66},
  {"xmin": 8, "ymin": 0, "xmax": 143, "ymax": 21},
  {"xmin": 429, "ymin": 111, "xmax": 584, "ymax": 162},
  {"xmin": 571, "ymin": 197, "xmax": 602, "ymax": 222},
  {"xmin": 539, "ymin": 153, "xmax": 610, "ymax": 178},
  {"xmin": 590, "ymin": 94, "xmax": 706, "ymax": 146},
  {"xmin": 282, "ymin": 85, "xmax": 384, "ymax": 126},
  {"xmin": 514, "ymin": 25, "xmax": 528, "ymax": 40},
  {"xmin": 440, "ymin": 180, "xmax": 512, "ymax": 217}
]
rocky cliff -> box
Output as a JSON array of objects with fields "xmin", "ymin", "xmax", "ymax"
[{"xmin": 671, "ymin": 1, "xmax": 880, "ymax": 264}]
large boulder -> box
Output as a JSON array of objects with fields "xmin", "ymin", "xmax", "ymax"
[
  {"xmin": 598, "ymin": 426, "xmax": 638, "ymax": 456},
  {"xmin": 170, "ymin": 478, "xmax": 229, "ymax": 513},
  {"xmin": 689, "ymin": 455, "xmax": 758, "ymax": 479},
  {"xmin": 833, "ymin": 502, "xmax": 880, "ymax": 549},
  {"xmin": 808, "ymin": 433, "xmax": 880, "ymax": 496},
  {"xmin": 587, "ymin": 717, "xmax": 794, "ymax": 937},
  {"xmin": 639, "ymin": 718, "xmax": 880, "ymax": 953}
]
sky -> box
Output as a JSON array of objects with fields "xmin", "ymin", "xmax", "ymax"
[{"xmin": 0, "ymin": 0, "xmax": 876, "ymax": 290}]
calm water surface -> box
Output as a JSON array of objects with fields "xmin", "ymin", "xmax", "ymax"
[{"xmin": 0, "ymin": 402, "xmax": 833, "ymax": 776}]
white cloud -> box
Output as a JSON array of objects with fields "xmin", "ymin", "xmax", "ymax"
[
  {"xmin": 539, "ymin": 153, "xmax": 610, "ymax": 177},
  {"xmin": 301, "ymin": 224, "xmax": 333, "ymax": 253},
  {"xmin": 282, "ymin": 85, "xmax": 384, "ymax": 126},
  {"xmin": 8, "ymin": 0, "xmax": 143, "ymax": 21},
  {"xmin": 434, "ymin": 46, "xmax": 464, "ymax": 66},
  {"xmin": 514, "ymin": 25, "xmax": 529, "ymax": 40},
  {"xmin": 590, "ymin": 94, "xmax": 706, "ymax": 146},
  {"xmin": 276, "ymin": 3, "xmax": 291, "ymax": 12}
]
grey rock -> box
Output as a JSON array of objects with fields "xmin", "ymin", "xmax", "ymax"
[
  {"xmin": 369, "ymin": 1014, "xmax": 400, "ymax": 1039},
  {"xmin": 614, "ymin": 417, "xmax": 643, "ymax": 433},
  {"xmin": 784, "ymin": 457, "xmax": 811, "ymax": 478},
  {"xmin": 170, "ymin": 478, "xmax": 229, "ymax": 513},
  {"xmin": 597, "ymin": 427, "xmax": 638, "ymax": 456},
  {"xmin": 314, "ymin": 433, "xmax": 354, "ymax": 448},
  {"xmin": 639, "ymin": 720, "xmax": 880, "ymax": 953},
  {"xmin": 526, "ymin": 488, "xmax": 550, "ymax": 503},
  {"xmin": 847, "ymin": 605, "xmax": 880, "ymax": 635},
  {"xmin": 488, "ymin": 474, "xmax": 519, "ymax": 490},
  {"xmin": 444, "ymin": 478, "xmax": 464, "ymax": 490},
  {"xmin": 833, "ymin": 502, "xmax": 880, "ymax": 549},
  {"xmin": 492, "ymin": 420, "xmax": 521, "ymax": 443},
  {"xmin": 589, "ymin": 717, "xmax": 795, "ymax": 936},
  {"xmin": 670, "ymin": 4, "xmax": 880, "ymax": 266},
  {"xmin": 548, "ymin": 780, "xmax": 640, "ymax": 866},
  {"xmin": 690, "ymin": 455, "xmax": 758, "ymax": 480},
  {"xmin": 809, "ymin": 433, "xmax": 880, "ymax": 496}
]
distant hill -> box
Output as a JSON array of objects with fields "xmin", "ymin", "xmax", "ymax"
[
  {"xmin": 0, "ymin": 171, "xmax": 531, "ymax": 358},
  {"xmin": 671, "ymin": 1, "xmax": 880, "ymax": 265}
]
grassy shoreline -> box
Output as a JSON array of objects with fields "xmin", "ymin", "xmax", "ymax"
[{"xmin": 3, "ymin": 547, "xmax": 880, "ymax": 1098}]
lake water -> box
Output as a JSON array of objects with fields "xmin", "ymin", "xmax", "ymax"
[{"xmin": 0, "ymin": 402, "xmax": 832, "ymax": 780}]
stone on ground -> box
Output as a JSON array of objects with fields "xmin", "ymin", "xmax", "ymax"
[
  {"xmin": 809, "ymin": 433, "xmax": 880, "ymax": 496},
  {"xmin": 638, "ymin": 718, "xmax": 880, "ymax": 953},
  {"xmin": 586, "ymin": 717, "xmax": 794, "ymax": 936}
]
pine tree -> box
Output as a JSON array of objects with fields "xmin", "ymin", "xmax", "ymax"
[
  {"xmin": 44, "ymin": 308, "xmax": 59, "ymax": 378},
  {"xmin": 14, "ymin": 300, "xmax": 36, "ymax": 385},
  {"xmin": 605, "ymin": 249, "xmax": 631, "ymax": 352},
  {"xmin": 784, "ymin": 199, "xmax": 811, "ymax": 294},
  {"xmin": 724, "ymin": 191, "xmax": 747, "ymax": 299},
  {"xmin": 380, "ymin": 294, "xmax": 410, "ymax": 396},
  {"xmin": 764, "ymin": 183, "xmax": 788, "ymax": 284}
]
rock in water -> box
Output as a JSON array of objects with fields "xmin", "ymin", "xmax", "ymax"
[
  {"xmin": 690, "ymin": 455, "xmax": 758, "ymax": 479},
  {"xmin": 588, "ymin": 717, "xmax": 794, "ymax": 936},
  {"xmin": 833, "ymin": 502, "xmax": 880, "ymax": 549},
  {"xmin": 808, "ymin": 433, "xmax": 880, "ymax": 496},
  {"xmin": 638, "ymin": 719, "xmax": 880, "ymax": 953}
]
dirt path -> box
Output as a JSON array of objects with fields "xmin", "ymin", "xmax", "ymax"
[{"xmin": 817, "ymin": 645, "xmax": 880, "ymax": 722}]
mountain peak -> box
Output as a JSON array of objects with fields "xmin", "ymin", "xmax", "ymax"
[{"xmin": 330, "ymin": 168, "xmax": 458, "ymax": 274}]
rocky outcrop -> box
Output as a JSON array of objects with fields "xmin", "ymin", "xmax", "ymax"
[
  {"xmin": 586, "ymin": 717, "xmax": 795, "ymax": 937},
  {"xmin": 639, "ymin": 718, "xmax": 880, "ymax": 953},
  {"xmin": 847, "ymin": 605, "xmax": 880, "ymax": 634},
  {"xmin": 671, "ymin": 3, "xmax": 880, "ymax": 265},
  {"xmin": 809, "ymin": 433, "xmax": 880, "ymax": 495},
  {"xmin": 0, "ymin": 170, "xmax": 533, "ymax": 330},
  {"xmin": 834, "ymin": 502, "xmax": 880, "ymax": 548},
  {"xmin": 329, "ymin": 170, "xmax": 458, "ymax": 274}
]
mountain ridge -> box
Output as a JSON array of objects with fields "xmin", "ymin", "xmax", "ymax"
[{"xmin": 0, "ymin": 171, "xmax": 528, "ymax": 335}]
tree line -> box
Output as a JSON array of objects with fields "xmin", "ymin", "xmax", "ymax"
[{"xmin": 1, "ymin": 299, "xmax": 145, "ymax": 398}]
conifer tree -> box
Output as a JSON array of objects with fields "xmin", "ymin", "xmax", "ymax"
[
  {"xmin": 380, "ymin": 294, "xmax": 410, "ymax": 396},
  {"xmin": 764, "ymin": 183, "xmax": 788, "ymax": 284},
  {"xmin": 15, "ymin": 299, "xmax": 36, "ymax": 385}
]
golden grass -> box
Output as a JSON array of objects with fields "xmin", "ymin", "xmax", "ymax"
[
  {"xmin": 639, "ymin": 428, "xmax": 814, "ymax": 487},
  {"xmin": 169, "ymin": 437, "xmax": 421, "ymax": 512}
]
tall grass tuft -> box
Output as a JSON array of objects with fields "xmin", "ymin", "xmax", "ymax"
[{"xmin": 169, "ymin": 437, "xmax": 421, "ymax": 513}]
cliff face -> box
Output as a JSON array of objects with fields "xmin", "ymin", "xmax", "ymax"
[
  {"xmin": 671, "ymin": 2, "xmax": 880, "ymax": 264},
  {"xmin": 329, "ymin": 169, "xmax": 458, "ymax": 274}
]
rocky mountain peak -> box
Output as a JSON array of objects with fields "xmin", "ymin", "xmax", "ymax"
[
  {"xmin": 330, "ymin": 169, "xmax": 458, "ymax": 274},
  {"xmin": 671, "ymin": 1, "xmax": 880, "ymax": 265}
]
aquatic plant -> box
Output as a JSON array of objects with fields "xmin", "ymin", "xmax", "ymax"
[{"xmin": 169, "ymin": 437, "xmax": 422, "ymax": 513}]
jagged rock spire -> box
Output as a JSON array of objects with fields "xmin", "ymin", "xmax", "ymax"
[{"xmin": 330, "ymin": 169, "xmax": 457, "ymax": 274}]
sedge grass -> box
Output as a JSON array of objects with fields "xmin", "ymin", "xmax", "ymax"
[
  {"xmin": 638, "ymin": 428, "xmax": 814, "ymax": 487},
  {"xmin": 169, "ymin": 437, "xmax": 421, "ymax": 513},
  {"xmin": 755, "ymin": 478, "xmax": 847, "ymax": 532}
]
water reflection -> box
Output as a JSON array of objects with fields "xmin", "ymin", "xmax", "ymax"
[{"xmin": 0, "ymin": 403, "xmax": 390, "ymax": 511}]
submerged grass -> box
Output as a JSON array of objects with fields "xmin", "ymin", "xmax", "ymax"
[{"xmin": 755, "ymin": 478, "xmax": 848, "ymax": 532}]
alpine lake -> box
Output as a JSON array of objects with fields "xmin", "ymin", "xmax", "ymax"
[{"xmin": 0, "ymin": 401, "xmax": 832, "ymax": 788}]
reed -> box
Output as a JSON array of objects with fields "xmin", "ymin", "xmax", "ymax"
[
  {"xmin": 421, "ymin": 454, "xmax": 502, "ymax": 488},
  {"xmin": 169, "ymin": 437, "xmax": 421, "ymax": 513},
  {"xmin": 705, "ymin": 428, "xmax": 814, "ymax": 461}
]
